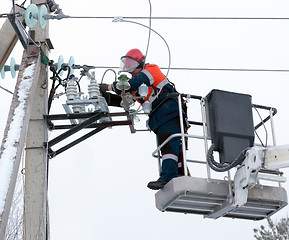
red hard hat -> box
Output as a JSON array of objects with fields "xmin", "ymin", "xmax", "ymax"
[
  {"xmin": 119, "ymin": 49, "xmax": 145, "ymax": 72},
  {"xmin": 125, "ymin": 49, "xmax": 145, "ymax": 62}
]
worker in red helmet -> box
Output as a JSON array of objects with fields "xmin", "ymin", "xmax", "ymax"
[
  {"xmin": 100, "ymin": 48, "xmax": 187, "ymax": 190},
  {"xmin": 119, "ymin": 49, "xmax": 145, "ymax": 73}
]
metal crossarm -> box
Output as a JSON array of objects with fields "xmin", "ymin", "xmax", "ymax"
[
  {"xmin": 47, "ymin": 111, "xmax": 104, "ymax": 148},
  {"xmin": 45, "ymin": 111, "xmax": 134, "ymax": 158}
]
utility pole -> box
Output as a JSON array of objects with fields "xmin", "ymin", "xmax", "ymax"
[
  {"xmin": 24, "ymin": 0, "xmax": 49, "ymax": 239},
  {"xmin": 0, "ymin": 2, "xmax": 45, "ymax": 239},
  {"xmin": 0, "ymin": 40, "xmax": 42, "ymax": 239},
  {"xmin": 0, "ymin": 0, "xmax": 49, "ymax": 238}
]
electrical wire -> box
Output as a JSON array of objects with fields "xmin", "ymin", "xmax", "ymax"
[
  {"xmin": 143, "ymin": 0, "xmax": 152, "ymax": 65},
  {"xmin": 207, "ymin": 144, "xmax": 249, "ymax": 172},
  {"xmin": 164, "ymin": 67, "xmax": 289, "ymax": 72},
  {"xmin": 122, "ymin": 16, "xmax": 289, "ymax": 20},
  {"xmin": 129, "ymin": 104, "xmax": 142, "ymax": 115},
  {"xmin": 2, "ymin": 5, "xmax": 289, "ymax": 80},
  {"xmin": 0, "ymin": 85, "xmax": 13, "ymax": 94},
  {"xmin": 20, "ymin": 0, "xmax": 27, "ymax": 7},
  {"xmin": 81, "ymin": 65, "xmax": 289, "ymax": 73},
  {"xmin": 112, "ymin": 1, "xmax": 170, "ymax": 78},
  {"xmin": 100, "ymin": 69, "xmax": 117, "ymax": 84},
  {"xmin": 114, "ymin": 19, "xmax": 171, "ymax": 78},
  {"xmin": 30, "ymin": 15, "xmax": 289, "ymax": 20},
  {"xmin": 3, "ymin": 8, "xmax": 289, "ymax": 20},
  {"xmin": 1, "ymin": 7, "xmax": 288, "ymax": 73}
]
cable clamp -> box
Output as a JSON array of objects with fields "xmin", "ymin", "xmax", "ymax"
[{"xmin": 113, "ymin": 16, "xmax": 124, "ymax": 22}]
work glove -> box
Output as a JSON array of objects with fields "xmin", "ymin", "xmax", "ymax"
[
  {"xmin": 99, "ymin": 83, "xmax": 109, "ymax": 94},
  {"xmin": 111, "ymin": 81, "xmax": 122, "ymax": 95}
]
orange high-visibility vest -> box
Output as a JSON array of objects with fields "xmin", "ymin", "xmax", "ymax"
[{"xmin": 133, "ymin": 64, "xmax": 169, "ymax": 103}]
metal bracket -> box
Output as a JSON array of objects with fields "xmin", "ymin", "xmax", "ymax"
[
  {"xmin": 8, "ymin": 14, "xmax": 29, "ymax": 49},
  {"xmin": 46, "ymin": 111, "xmax": 104, "ymax": 157},
  {"xmin": 45, "ymin": 111, "xmax": 133, "ymax": 158},
  {"xmin": 120, "ymin": 90, "xmax": 136, "ymax": 133},
  {"xmin": 45, "ymin": 38, "xmax": 54, "ymax": 51},
  {"xmin": 233, "ymin": 147, "xmax": 264, "ymax": 207},
  {"xmin": 27, "ymin": 44, "xmax": 40, "ymax": 58}
]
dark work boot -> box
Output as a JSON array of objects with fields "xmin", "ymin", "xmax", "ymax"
[{"xmin": 147, "ymin": 178, "xmax": 168, "ymax": 190}]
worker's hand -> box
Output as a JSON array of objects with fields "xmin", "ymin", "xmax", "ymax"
[
  {"xmin": 111, "ymin": 81, "xmax": 122, "ymax": 95},
  {"xmin": 99, "ymin": 83, "xmax": 109, "ymax": 93}
]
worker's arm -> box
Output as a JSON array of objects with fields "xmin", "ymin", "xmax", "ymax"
[
  {"xmin": 104, "ymin": 72, "xmax": 150, "ymax": 94},
  {"xmin": 102, "ymin": 91, "xmax": 122, "ymax": 107},
  {"xmin": 99, "ymin": 84, "xmax": 122, "ymax": 107},
  {"xmin": 128, "ymin": 72, "xmax": 150, "ymax": 91}
]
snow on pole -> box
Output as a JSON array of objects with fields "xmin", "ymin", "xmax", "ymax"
[
  {"xmin": 0, "ymin": 47, "xmax": 41, "ymax": 240},
  {"xmin": 0, "ymin": 63, "xmax": 35, "ymax": 216}
]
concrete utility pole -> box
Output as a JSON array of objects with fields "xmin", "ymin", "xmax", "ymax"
[
  {"xmin": 0, "ymin": 43, "xmax": 42, "ymax": 238},
  {"xmin": 0, "ymin": 1, "xmax": 49, "ymax": 239},
  {"xmin": 24, "ymin": 0, "xmax": 49, "ymax": 239}
]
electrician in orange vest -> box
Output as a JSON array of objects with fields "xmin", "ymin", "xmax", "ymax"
[{"xmin": 100, "ymin": 49, "xmax": 186, "ymax": 190}]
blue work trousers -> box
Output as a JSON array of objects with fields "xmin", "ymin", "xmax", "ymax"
[{"xmin": 155, "ymin": 117, "xmax": 183, "ymax": 182}]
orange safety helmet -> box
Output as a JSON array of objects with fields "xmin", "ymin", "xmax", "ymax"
[{"xmin": 119, "ymin": 49, "xmax": 145, "ymax": 72}]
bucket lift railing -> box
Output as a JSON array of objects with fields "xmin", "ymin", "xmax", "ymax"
[
  {"xmin": 152, "ymin": 93, "xmax": 212, "ymax": 179},
  {"xmin": 200, "ymin": 97, "xmax": 212, "ymax": 180},
  {"xmin": 252, "ymin": 104, "xmax": 278, "ymax": 147},
  {"xmin": 152, "ymin": 93, "xmax": 280, "ymax": 185}
]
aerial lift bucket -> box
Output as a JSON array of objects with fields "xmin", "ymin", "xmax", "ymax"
[
  {"xmin": 155, "ymin": 176, "xmax": 287, "ymax": 220},
  {"xmin": 153, "ymin": 89, "xmax": 288, "ymax": 220}
]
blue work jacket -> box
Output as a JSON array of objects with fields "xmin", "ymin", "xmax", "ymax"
[{"xmin": 128, "ymin": 65, "xmax": 180, "ymax": 132}]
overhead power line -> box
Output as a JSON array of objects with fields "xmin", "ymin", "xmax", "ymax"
[
  {"xmin": 50, "ymin": 16, "xmax": 289, "ymax": 20},
  {"xmin": 56, "ymin": 16, "xmax": 289, "ymax": 21},
  {"xmin": 90, "ymin": 66, "xmax": 289, "ymax": 72},
  {"xmin": 165, "ymin": 67, "xmax": 289, "ymax": 72},
  {"xmin": 2, "ymin": 13, "xmax": 289, "ymax": 20},
  {"xmin": 121, "ymin": 16, "xmax": 289, "ymax": 21}
]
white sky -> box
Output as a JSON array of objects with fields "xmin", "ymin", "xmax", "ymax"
[{"xmin": 1, "ymin": 0, "xmax": 289, "ymax": 239}]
